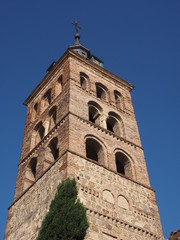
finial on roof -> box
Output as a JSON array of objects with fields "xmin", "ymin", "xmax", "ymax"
[{"xmin": 72, "ymin": 21, "xmax": 81, "ymax": 45}]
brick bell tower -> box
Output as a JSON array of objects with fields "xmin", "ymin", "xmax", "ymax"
[{"xmin": 5, "ymin": 26, "xmax": 164, "ymax": 240}]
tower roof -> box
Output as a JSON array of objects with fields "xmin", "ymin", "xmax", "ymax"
[{"xmin": 69, "ymin": 21, "xmax": 104, "ymax": 67}]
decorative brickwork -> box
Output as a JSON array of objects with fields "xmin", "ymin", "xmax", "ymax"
[{"xmin": 5, "ymin": 49, "xmax": 164, "ymax": 240}]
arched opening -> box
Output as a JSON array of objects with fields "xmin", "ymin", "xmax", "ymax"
[
  {"xmin": 31, "ymin": 121, "xmax": 45, "ymax": 148},
  {"xmin": 31, "ymin": 102, "xmax": 38, "ymax": 121},
  {"xmin": 106, "ymin": 113, "xmax": 120, "ymax": 136},
  {"xmin": 96, "ymin": 83, "xmax": 107, "ymax": 101},
  {"xmin": 48, "ymin": 137, "xmax": 59, "ymax": 161},
  {"xmin": 80, "ymin": 72, "xmax": 88, "ymax": 90},
  {"xmin": 25, "ymin": 158, "xmax": 37, "ymax": 181},
  {"xmin": 42, "ymin": 89, "xmax": 51, "ymax": 111},
  {"xmin": 55, "ymin": 75, "xmax": 63, "ymax": 96},
  {"xmin": 115, "ymin": 152, "xmax": 132, "ymax": 178},
  {"xmin": 80, "ymin": 76, "xmax": 86, "ymax": 90},
  {"xmin": 49, "ymin": 106, "xmax": 57, "ymax": 130},
  {"xmin": 24, "ymin": 157, "xmax": 37, "ymax": 190},
  {"xmin": 114, "ymin": 90, "xmax": 123, "ymax": 109},
  {"xmin": 86, "ymin": 138, "xmax": 104, "ymax": 163},
  {"xmin": 88, "ymin": 101, "xmax": 102, "ymax": 125}
]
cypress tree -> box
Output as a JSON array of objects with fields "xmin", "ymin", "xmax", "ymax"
[{"xmin": 37, "ymin": 178, "xmax": 89, "ymax": 240}]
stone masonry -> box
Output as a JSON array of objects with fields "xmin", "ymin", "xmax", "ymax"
[{"xmin": 4, "ymin": 49, "xmax": 164, "ymax": 240}]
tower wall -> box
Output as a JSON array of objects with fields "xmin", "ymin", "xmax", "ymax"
[{"xmin": 5, "ymin": 50, "xmax": 164, "ymax": 240}]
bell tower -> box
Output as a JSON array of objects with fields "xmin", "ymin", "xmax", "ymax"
[{"xmin": 5, "ymin": 29, "xmax": 164, "ymax": 240}]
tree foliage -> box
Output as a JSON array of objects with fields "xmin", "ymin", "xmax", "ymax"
[{"xmin": 37, "ymin": 178, "xmax": 89, "ymax": 240}]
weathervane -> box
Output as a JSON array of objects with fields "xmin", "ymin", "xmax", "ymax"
[{"xmin": 72, "ymin": 21, "xmax": 81, "ymax": 34}]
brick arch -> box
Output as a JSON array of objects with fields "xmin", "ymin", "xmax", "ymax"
[
  {"xmin": 48, "ymin": 105, "xmax": 57, "ymax": 130},
  {"xmin": 95, "ymin": 82, "xmax": 110, "ymax": 102},
  {"xmin": 114, "ymin": 90, "xmax": 124, "ymax": 110},
  {"xmin": 43, "ymin": 136, "xmax": 59, "ymax": 171},
  {"xmin": 113, "ymin": 149, "xmax": 136, "ymax": 180},
  {"xmin": 31, "ymin": 121, "xmax": 45, "ymax": 149},
  {"xmin": 84, "ymin": 135, "xmax": 107, "ymax": 167},
  {"xmin": 41, "ymin": 88, "xmax": 52, "ymax": 112},
  {"xmin": 107, "ymin": 111, "xmax": 125, "ymax": 138},
  {"xmin": 24, "ymin": 157, "xmax": 38, "ymax": 191},
  {"xmin": 88, "ymin": 101, "xmax": 103, "ymax": 125},
  {"xmin": 55, "ymin": 74, "xmax": 63, "ymax": 97},
  {"xmin": 80, "ymin": 72, "xmax": 90, "ymax": 91}
]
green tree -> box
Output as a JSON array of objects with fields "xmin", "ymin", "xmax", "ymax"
[{"xmin": 37, "ymin": 178, "xmax": 89, "ymax": 240}]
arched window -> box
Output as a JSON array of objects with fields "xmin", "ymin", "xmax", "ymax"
[
  {"xmin": 55, "ymin": 75, "xmax": 63, "ymax": 97},
  {"xmin": 31, "ymin": 121, "xmax": 45, "ymax": 149},
  {"xmin": 35, "ymin": 121, "xmax": 45, "ymax": 143},
  {"xmin": 24, "ymin": 157, "xmax": 37, "ymax": 190},
  {"xmin": 106, "ymin": 112, "xmax": 121, "ymax": 136},
  {"xmin": 42, "ymin": 89, "xmax": 51, "ymax": 111},
  {"xmin": 27, "ymin": 157, "xmax": 37, "ymax": 180},
  {"xmin": 31, "ymin": 102, "xmax": 38, "ymax": 121},
  {"xmin": 49, "ymin": 106, "xmax": 57, "ymax": 130},
  {"xmin": 115, "ymin": 152, "xmax": 132, "ymax": 178},
  {"xmin": 80, "ymin": 72, "xmax": 89, "ymax": 90},
  {"xmin": 47, "ymin": 137, "xmax": 59, "ymax": 162},
  {"xmin": 114, "ymin": 90, "xmax": 123, "ymax": 109},
  {"xmin": 86, "ymin": 138, "xmax": 104, "ymax": 163},
  {"xmin": 88, "ymin": 101, "xmax": 102, "ymax": 125},
  {"xmin": 96, "ymin": 83, "xmax": 108, "ymax": 101}
]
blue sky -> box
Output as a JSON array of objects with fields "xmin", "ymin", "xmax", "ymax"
[{"xmin": 0, "ymin": 1, "xmax": 179, "ymax": 238}]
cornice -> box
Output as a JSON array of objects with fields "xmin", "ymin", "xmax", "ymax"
[{"xmin": 68, "ymin": 49, "xmax": 134, "ymax": 91}]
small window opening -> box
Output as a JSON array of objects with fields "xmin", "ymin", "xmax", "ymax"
[
  {"xmin": 80, "ymin": 76, "xmax": 86, "ymax": 90},
  {"xmin": 24, "ymin": 157, "xmax": 37, "ymax": 190},
  {"xmin": 114, "ymin": 90, "xmax": 123, "ymax": 109},
  {"xmin": 55, "ymin": 75, "xmax": 63, "ymax": 97},
  {"xmin": 34, "ymin": 121, "xmax": 45, "ymax": 146},
  {"xmin": 96, "ymin": 85, "xmax": 106, "ymax": 100},
  {"xmin": 34, "ymin": 103, "xmax": 38, "ymax": 112},
  {"xmin": 42, "ymin": 89, "xmax": 51, "ymax": 110},
  {"xmin": 29, "ymin": 158, "xmax": 37, "ymax": 178},
  {"xmin": 49, "ymin": 106, "xmax": 57, "ymax": 130},
  {"xmin": 31, "ymin": 103, "xmax": 38, "ymax": 121},
  {"xmin": 49, "ymin": 137, "xmax": 59, "ymax": 161},
  {"xmin": 39, "ymin": 125, "xmax": 45, "ymax": 139}
]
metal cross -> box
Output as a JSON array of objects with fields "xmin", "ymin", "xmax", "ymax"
[{"xmin": 72, "ymin": 21, "xmax": 81, "ymax": 33}]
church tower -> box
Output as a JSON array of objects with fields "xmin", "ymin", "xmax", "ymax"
[{"xmin": 5, "ymin": 27, "xmax": 164, "ymax": 240}]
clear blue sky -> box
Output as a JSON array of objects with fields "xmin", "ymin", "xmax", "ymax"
[{"xmin": 0, "ymin": 1, "xmax": 179, "ymax": 239}]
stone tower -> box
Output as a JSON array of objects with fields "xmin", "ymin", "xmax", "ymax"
[{"xmin": 5, "ymin": 31, "xmax": 164, "ymax": 240}]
